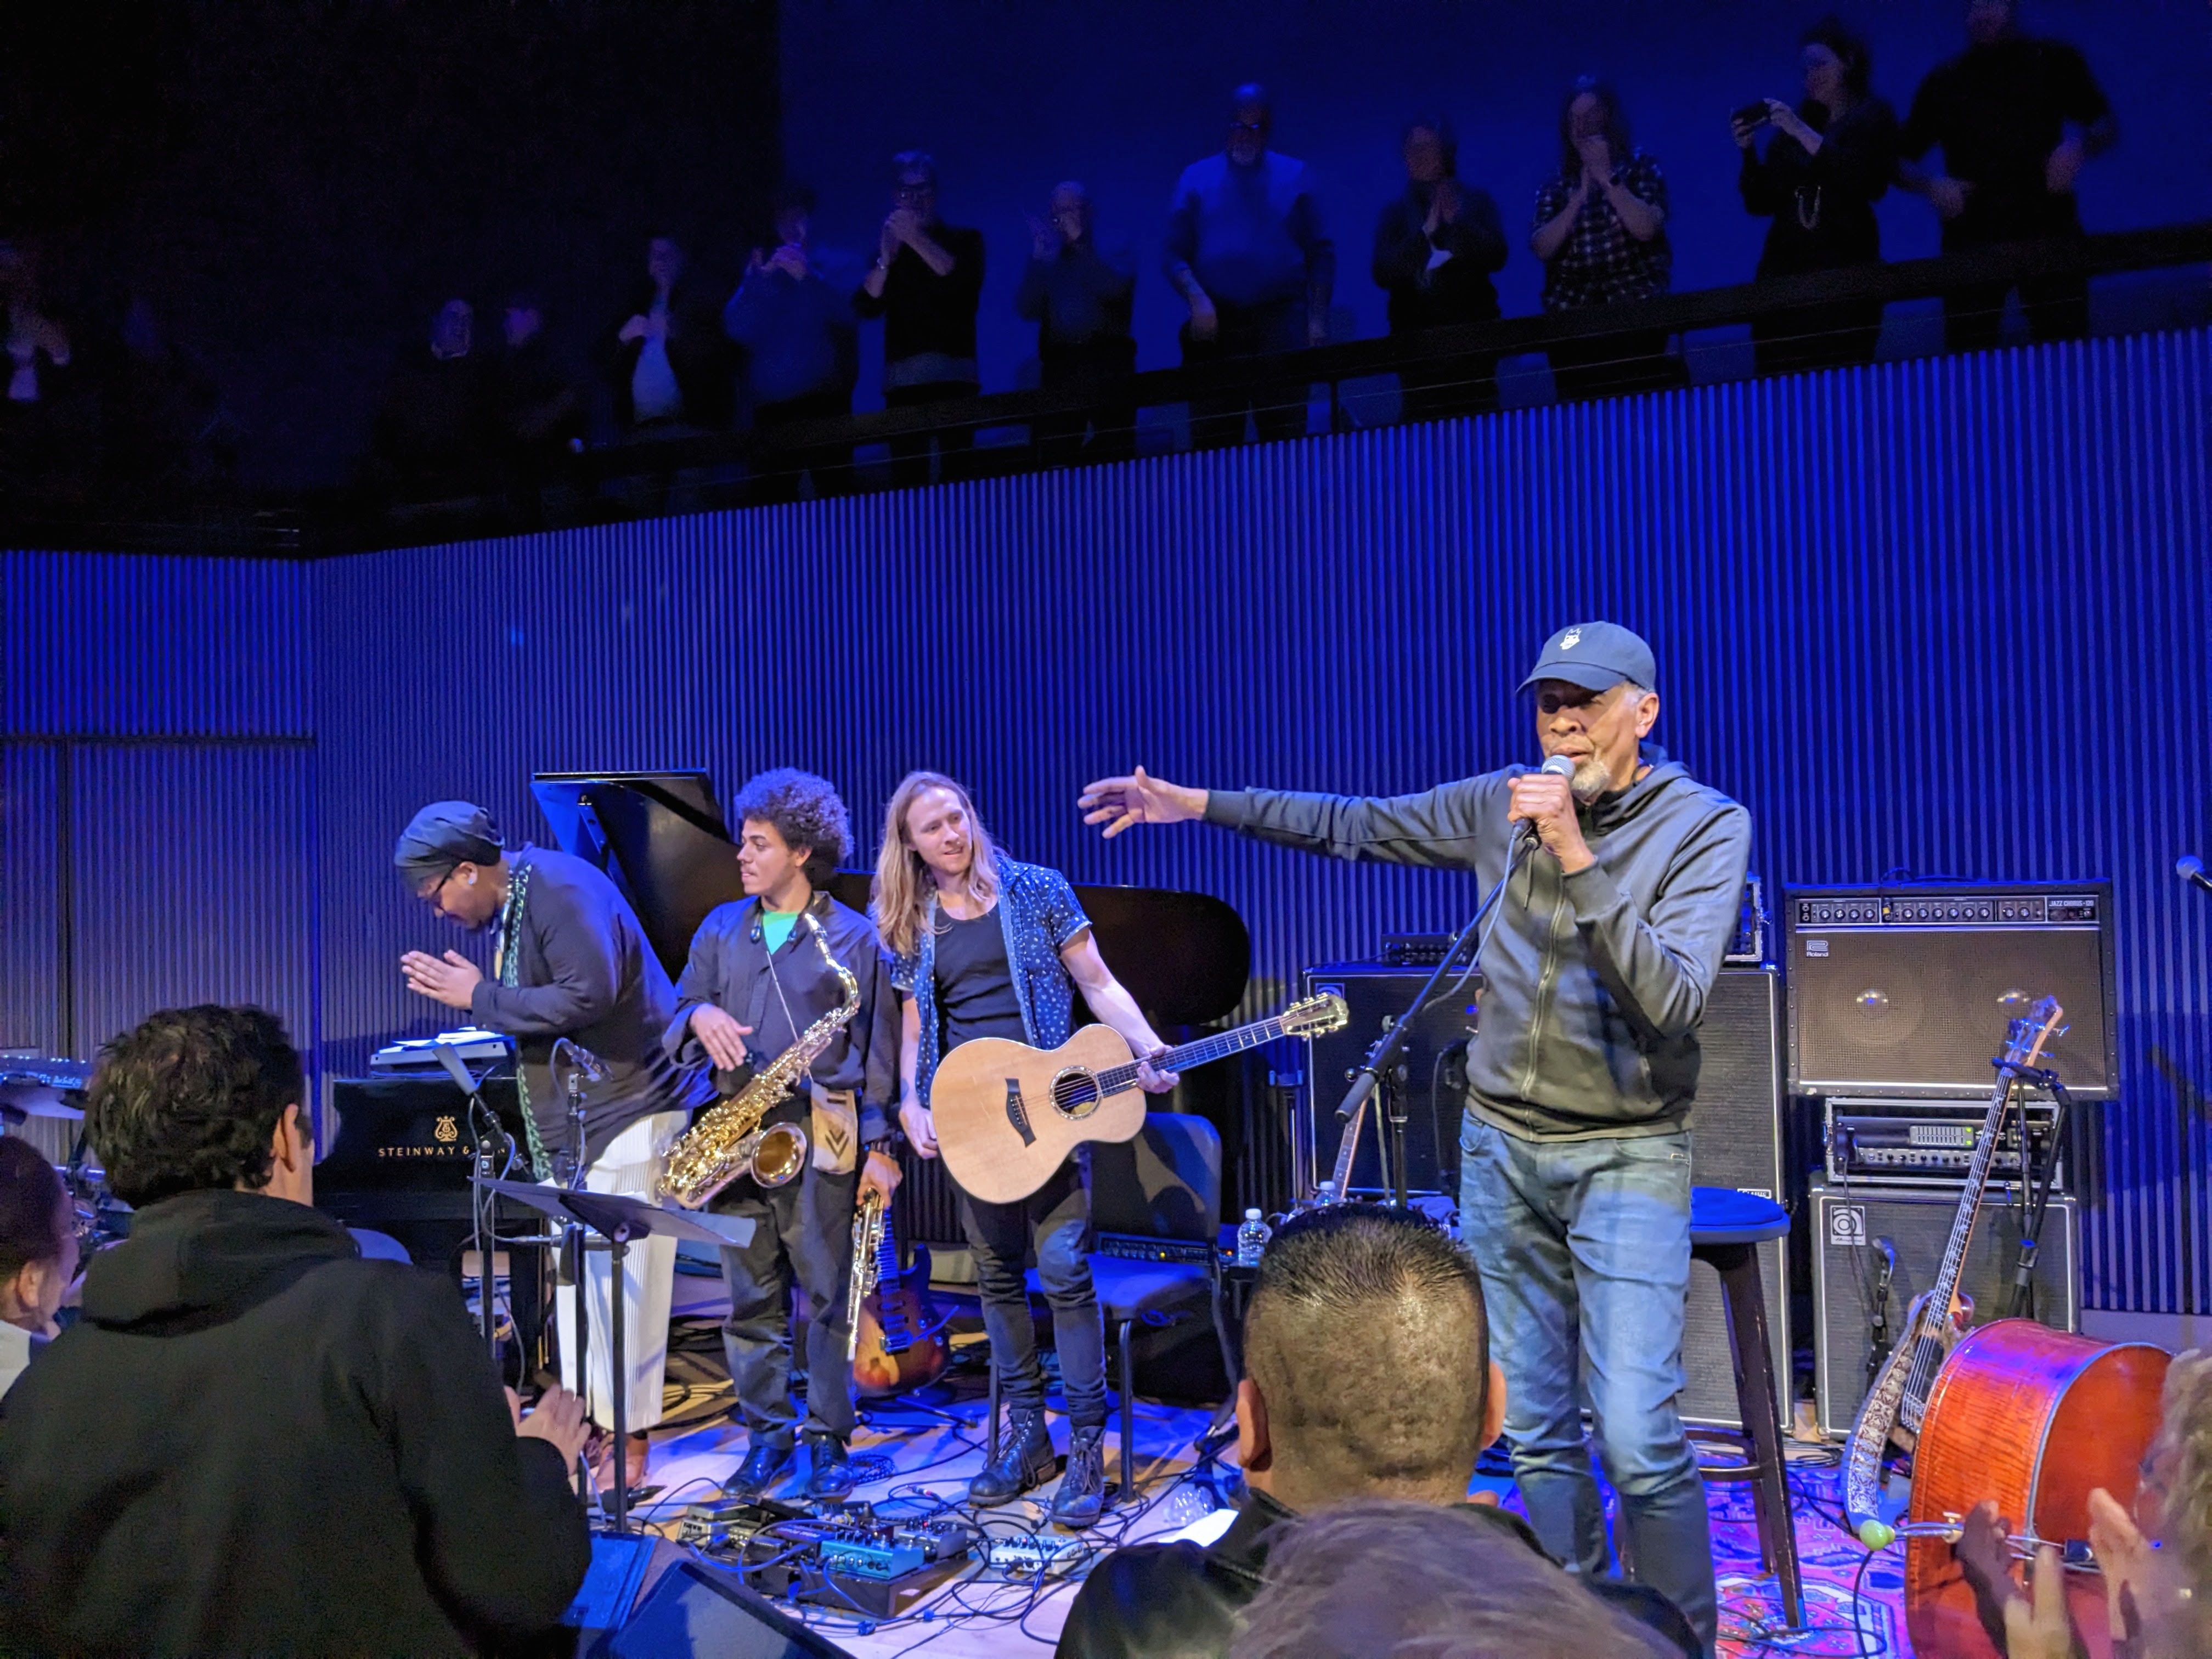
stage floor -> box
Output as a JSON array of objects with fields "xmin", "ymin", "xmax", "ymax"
[{"xmin": 616, "ymin": 1282, "xmax": 1920, "ymax": 1656}]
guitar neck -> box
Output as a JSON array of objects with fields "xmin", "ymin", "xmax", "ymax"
[
  {"xmin": 1329, "ymin": 1094, "xmax": 1369, "ymax": 1194},
  {"xmin": 1093, "ymin": 1012, "xmax": 1306, "ymax": 1097},
  {"xmin": 1918, "ymin": 1068, "xmax": 2020, "ymax": 1336}
]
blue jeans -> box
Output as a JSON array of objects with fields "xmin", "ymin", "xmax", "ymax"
[{"xmin": 1459, "ymin": 1114, "xmax": 1717, "ymax": 1654}]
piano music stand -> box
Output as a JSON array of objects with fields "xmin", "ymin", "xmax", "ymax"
[{"xmin": 482, "ymin": 1181, "xmax": 749, "ymax": 1535}]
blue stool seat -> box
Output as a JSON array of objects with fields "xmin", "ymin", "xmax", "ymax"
[{"xmin": 1689, "ymin": 1186, "xmax": 1790, "ymax": 1246}]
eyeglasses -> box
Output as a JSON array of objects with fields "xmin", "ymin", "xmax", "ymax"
[
  {"xmin": 894, "ymin": 181, "xmax": 934, "ymax": 202},
  {"xmin": 420, "ymin": 865, "xmax": 460, "ymax": 910},
  {"xmin": 1228, "ymin": 120, "xmax": 1266, "ymax": 137}
]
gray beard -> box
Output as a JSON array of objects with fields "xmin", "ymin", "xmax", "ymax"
[{"xmin": 1570, "ymin": 756, "xmax": 1612, "ymax": 804}]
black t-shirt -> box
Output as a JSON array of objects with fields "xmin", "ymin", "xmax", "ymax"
[
  {"xmin": 1902, "ymin": 37, "xmax": 2110, "ymax": 223},
  {"xmin": 935, "ymin": 909, "xmax": 1029, "ymax": 1053}
]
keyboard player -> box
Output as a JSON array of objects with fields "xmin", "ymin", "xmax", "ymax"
[{"xmin": 396, "ymin": 799, "xmax": 709, "ymax": 1494}]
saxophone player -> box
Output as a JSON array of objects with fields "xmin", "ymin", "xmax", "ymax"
[{"xmin": 664, "ymin": 770, "xmax": 902, "ymax": 1502}]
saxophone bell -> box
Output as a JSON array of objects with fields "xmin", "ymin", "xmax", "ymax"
[{"xmin": 746, "ymin": 1122, "xmax": 811, "ymax": 1188}]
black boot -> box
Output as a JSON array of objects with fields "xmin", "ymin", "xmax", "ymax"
[
  {"xmin": 804, "ymin": 1432, "xmax": 855, "ymax": 1500},
  {"xmin": 721, "ymin": 1442, "xmax": 791, "ymax": 1500},
  {"xmin": 1049, "ymin": 1425, "xmax": 1107, "ymax": 1527},
  {"xmin": 969, "ymin": 1407, "xmax": 1056, "ymax": 1508}
]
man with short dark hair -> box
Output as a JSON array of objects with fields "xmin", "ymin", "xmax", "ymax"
[
  {"xmin": 0, "ymin": 1004, "xmax": 591, "ymax": 1657},
  {"xmin": 397, "ymin": 799, "xmax": 710, "ymax": 1492},
  {"xmin": 1054, "ymin": 1206, "xmax": 1696, "ymax": 1658},
  {"xmin": 1081, "ymin": 622, "xmax": 1750, "ymax": 1652},
  {"xmin": 664, "ymin": 769, "xmax": 902, "ymax": 1500},
  {"xmin": 1165, "ymin": 84, "xmax": 1334, "ymax": 449}
]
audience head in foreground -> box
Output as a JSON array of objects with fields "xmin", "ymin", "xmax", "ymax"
[
  {"xmin": 1229, "ymin": 1497, "xmax": 1681, "ymax": 1659},
  {"xmin": 1051, "ymin": 1204, "xmax": 1698, "ymax": 1659},
  {"xmin": 1236, "ymin": 1201, "xmax": 1502, "ymax": 1509},
  {"xmin": 0, "ymin": 1004, "xmax": 591, "ymax": 1658},
  {"xmin": 0, "ymin": 1134, "xmax": 75, "ymax": 1338}
]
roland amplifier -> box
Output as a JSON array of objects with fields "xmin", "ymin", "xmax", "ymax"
[
  {"xmin": 1810, "ymin": 1183, "xmax": 2079, "ymax": 1437},
  {"xmin": 1785, "ymin": 884, "xmax": 2117, "ymax": 1099}
]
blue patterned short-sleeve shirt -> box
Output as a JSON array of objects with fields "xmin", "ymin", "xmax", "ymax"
[{"xmin": 886, "ymin": 857, "xmax": 1092, "ymax": 1108}]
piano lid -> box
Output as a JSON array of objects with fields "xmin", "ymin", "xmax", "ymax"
[{"xmin": 534, "ymin": 772, "xmax": 1251, "ymax": 1028}]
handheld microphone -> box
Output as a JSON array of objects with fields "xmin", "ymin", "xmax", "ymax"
[
  {"xmin": 1516, "ymin": 754, "xmax": 1579, "ymax": 849},
  {"xmin": 2178, "ymin": 855, "xmax": 2212, "ymax": 897}
]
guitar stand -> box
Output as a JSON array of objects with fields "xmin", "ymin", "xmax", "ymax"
[{"xmin": 1995, "ymin": 1063, "xmax": 2072, "ymax": 1323}]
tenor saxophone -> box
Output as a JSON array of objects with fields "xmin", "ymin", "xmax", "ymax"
[{"xmin": 658, "ymin": 913, "xmax": 861, "ymax": 1210}]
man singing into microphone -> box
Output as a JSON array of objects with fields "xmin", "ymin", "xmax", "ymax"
[
  {"xmin": 1079, "ymin": 623, "xmax": 1750, "ymax": 1651},
  {"xmin": 396, "ymin": 800, "xmax": 710, "ymax": 1496}
]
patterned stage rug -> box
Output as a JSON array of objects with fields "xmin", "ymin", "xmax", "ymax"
[{"xmin": 619, "ymin": 1348, "xmax": 1922, "ymax": 1658}]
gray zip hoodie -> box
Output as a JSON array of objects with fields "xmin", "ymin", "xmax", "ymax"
[{"xmin": 1205, "ymin": 749, "xmax": 1751, "ymax": 1139}]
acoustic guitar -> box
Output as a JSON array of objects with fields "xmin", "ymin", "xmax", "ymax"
[
  {"xmin": 932, "ymin": 994, "xmax": 1350, "ymax": 1203},
  {"xmin": 1842, "ymin": 996, "xmax": 2067, "ymax": 1536},
  {"xmin": 850, "ymin": 1194, "xmax": 949, "ymax": 1398}
]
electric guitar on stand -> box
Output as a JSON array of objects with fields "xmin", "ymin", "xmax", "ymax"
[
  {"xmin": 846, "ymin": 1192, "xmax": 948, "ymax": 1398},
  {"xmin": 1841, "ymin": 995, "xmax": 2066, "ymax": 1537},
  {"xmin": 932, "ymin": 995, "xmax": 1350, "ymax": 1204}
]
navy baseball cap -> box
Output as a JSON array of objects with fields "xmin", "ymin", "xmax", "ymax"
[{"xmin": 1518, "ymin": 621, "xmax": 1657, "ymax": 694}]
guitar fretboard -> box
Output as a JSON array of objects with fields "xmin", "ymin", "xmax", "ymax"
[{"xmin": 1094, "ymin": 1014, "xmax": 1301, "ymax": 1097}]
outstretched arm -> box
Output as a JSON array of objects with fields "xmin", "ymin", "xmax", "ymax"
[{"xmin": 1081, "ymin": 766, "xmax": 1491, "ymax": 872}]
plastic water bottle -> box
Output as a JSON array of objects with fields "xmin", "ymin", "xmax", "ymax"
[{"xmin": 1235, "ymin": 1208, "xmax": 1271, "ymax": 1268}]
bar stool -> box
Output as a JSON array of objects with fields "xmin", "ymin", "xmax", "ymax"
[{"xmin": 1686, "ymin": 1185, "xmax": 1803, "ymax": 1630}]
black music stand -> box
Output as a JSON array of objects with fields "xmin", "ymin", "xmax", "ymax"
[{"xmin": 482, "ymin": 1181, "xmax": 748, "ymax": 1535}]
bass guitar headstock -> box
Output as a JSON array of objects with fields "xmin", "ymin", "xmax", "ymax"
[{"xmin": 2000, "ymin": 995, "xmax": 2067, "ymax": 1071}]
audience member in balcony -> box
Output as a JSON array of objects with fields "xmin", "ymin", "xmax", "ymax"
[
  {"xmin": 366, "ymin": 296, "xmax": 492, "ymax": 488},
  {"xmin": 492, "ymin": 291, "xmax": 584, "ymax": 462},
  {"xmin": 1733, "ymin": 18, "xmax": 1901, "ymax": 376},
  {"xmin": 1, "ymin": 241, "xmax": 71, "ymax": 412},
  {"xmin": 1372, "ymin": 114, "xmax": 1509, "ymax": 423},
  {"xmin": 0, "ymin": 1134, "xmax": 78, "ymax": 1397},
  {"xmin": 854, "ymin": 152, "xmax": 986, "ymax": 489},
  {"xmin": 0, "ymin": 240, "xmax": 81, "ymax": 500},
  {"xmin": 1530, "ymin": 78, "xmax": 1678, "ymax": 403},
  {"xmin": 1018, "ymin": 181, "xmax": 1138, "ymax": 467},
  {"xmin": 602, "ymin": 233, "xmax": 737, "ymax": 438},
  {"xmin": 1165, "ymin": 84, "xmax": 1335, "ymax": 450},
  {"xmin": 1899, "ymin": 0, "xmax": 2117, "ymax": 354},
  {"xmin": 100, "ymin": 293, "xmax": 238, "ymax": 489},
  {"xmin": 724, "ymin": 184, "xmax": 862, "ymax": 503}
]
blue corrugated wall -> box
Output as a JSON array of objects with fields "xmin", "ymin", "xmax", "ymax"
[{"xmin": 6, "ymin": 331, "xmax": 2207, "ymax": 1313}]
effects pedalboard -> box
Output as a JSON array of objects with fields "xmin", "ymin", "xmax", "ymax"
[{"xmin": 676, "ymin": 1497, "xmax": 973, "ymax": 1619}]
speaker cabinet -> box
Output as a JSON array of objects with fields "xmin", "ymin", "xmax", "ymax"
[
  {"xmin": 1785, "ymin": 885, "xmax": 2117, "ymax": 1098},
  {"xmin": 1300, "ymin": 962, "xmax": 1480, "ymax": 1197},
  {"xmin": 1811, "ymin": 1183, "xmax": 2079, "ymax": 1437},
  {"xmin": 1683, "ymin": 967, "xmax": 1787, "ymax": 1430}
]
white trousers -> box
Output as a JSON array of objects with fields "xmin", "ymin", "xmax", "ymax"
[{"xmin": 552, "ymin": 1110, "xmax": 687, "ymax": 1432}]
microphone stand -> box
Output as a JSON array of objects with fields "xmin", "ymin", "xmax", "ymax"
[
  {"xmin": 433, "ymin": 1043, "xmax": 505, "ymax": 1362},
  {"xmin": 551, "ymin": 1039, "xmax": 599, "ymax": 1519},
  {"xmin": 1335, "ymin": 832, "xmax": 1540, "ymax": 1207}
]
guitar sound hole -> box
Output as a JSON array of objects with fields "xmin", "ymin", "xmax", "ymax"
[{"xmin": 1052, "ymin": 1068, "xmax": 1102, "ymax": 1120}]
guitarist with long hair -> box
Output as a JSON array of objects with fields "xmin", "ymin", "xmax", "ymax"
[{"xmin": 875, "ymin": 770, "xmax": 1177, "ymax": 1526}]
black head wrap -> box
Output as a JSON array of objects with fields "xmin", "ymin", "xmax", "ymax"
[{"xmin": 393, "ymin": 800, "xmax": 505, "ymax": 889}]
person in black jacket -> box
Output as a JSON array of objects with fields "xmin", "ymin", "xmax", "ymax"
[
  {"xmin": 397, "ymin": 799, "xmax": 712, "ymax": 1493},
  {"xmin": 1053, "ymin": 1206, "xmax": 1697, "ymax": 1659},
  {"xmin": 1897, "ymin": 0, "xmax": 2117, "ymax": 353},
  {"xmin": 853, "ymin": 152, "xmax": 986, "ymax": 489},
  {"xmin": 1733, "ymin": 17, "xmax": 1901, "ymax": 375},
  {"xmin": 600, "ymin": 233, "xmax": 737, "ymax": 437},
  {"xmin": 0, "ymin": 1005, "xmax": 591, "ymax": 1657},
  {"xmin": 1373, "ymin": 115, "xmax": 1509, "ymax": 422}
]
